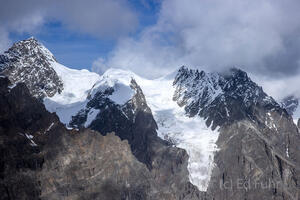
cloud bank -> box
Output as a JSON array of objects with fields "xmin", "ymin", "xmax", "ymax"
[{"xmin": 93, "ymin": 0, "xmax": 300, "ymax": 80}]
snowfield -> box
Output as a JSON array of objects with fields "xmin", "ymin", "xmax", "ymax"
[
  {"xmin": 44, "ymin": 62, "xmax": 101, "ymax": 124},
  {"xmin": 44, "ymin": 66, "xmax": 136, "ymax": 126},
  {"xmin": 49, "ymin": 62, "xmax": 100, "ymax": 104}
]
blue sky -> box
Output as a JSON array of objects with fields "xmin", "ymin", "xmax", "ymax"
[{"xmin": 7, "ymin": 0, "xmax": 160, "ymax": 71}]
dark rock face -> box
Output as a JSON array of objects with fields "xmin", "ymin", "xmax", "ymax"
[
  {"xmin": 0, "ymin": 37, "xmax": 63, "ymax": 99},
  {"xmin": 0, "ymin": 77, "xmax": 60, "ymax": 200},
  {"xmin": 69, "ymin": 79, "xmax": 158, "ymax": 167},
  {"xmin": 208, "ymin": 117, "xmax": 300, "ymax": 200},
  {"xmin": 88, "ymin": 79, "xmax": 159, "ymax": 168},
  {"xmin": 0, "ymin": 78, "xmax": 148, "ymax": 200},
  {"xmin": 281, "ymin": 95, "xmax": 299, "ymax": 115},
  {"xmin": 39, "ymin": 131, "xmax": 158, "ymax": 200}
]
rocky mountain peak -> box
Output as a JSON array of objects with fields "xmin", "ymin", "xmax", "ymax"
[
  {"xmin": 0, "ymin": 37, "xmax": 63, "ymax": 99},
  {"xmin": 173, "ymin": 66, "xmax": 279, "ymax": 129},
  {"xmin": 2, "ymin": 37, "xmax": 56, "ymax": 63}
]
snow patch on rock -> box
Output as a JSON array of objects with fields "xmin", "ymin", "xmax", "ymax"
[{"xmin": 85, "ymin": 108, "xmax": 100, "ymax": 127}]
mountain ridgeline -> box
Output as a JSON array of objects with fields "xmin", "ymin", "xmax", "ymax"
[
  {"xmin": 173, "ymin": 66, "xmax": 280, "ymax": 129},
  {"xmin": 0, "ymin": 38, "xmax": 300, "ymax": 200}
]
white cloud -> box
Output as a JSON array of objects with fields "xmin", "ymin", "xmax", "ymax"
[
  {"xmin": 93, "ymin": 0, "xmax": 300, "ymax": 80},
  {"xmin": 251, "ymin": 73, "xmax": 300, "ymax": 101},
  {"xmin": 51, "ymin": 0, "xmax": 138, "ymax": 38},
  {"xmin": 92, "ymin": 57, "xmax": 110, "ymax": 74}
]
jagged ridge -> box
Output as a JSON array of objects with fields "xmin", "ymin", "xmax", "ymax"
[
  {"xmin": 173, "ymin": 66, "xmax": 279, "ymax": 129},
  {"xmin": 0, "ymin": 37, "xmax": 63, "ymax": 98}
]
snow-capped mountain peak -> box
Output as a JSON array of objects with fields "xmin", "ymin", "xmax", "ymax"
[
  {"xmin": 89, "ymin": 68, "xmax": 137, "ymax": 104},
  {"xmin": 0, "ymin": 37, "xmax": 62, "ymax": 98},
  {"xmin": 45, "ymin": 68, "xmax": 145, "ymax": 126},
  {"xmin": 280, "ymin": 95, "xmax": 299, "ymax": 116},
  {"xmin": 1, "ymin": 37, "xmax": 56, "ymax": 66},
  {"xmin": 174, "ymin": 66, "xmax": 224, "ymax": 109},
  {"xmin": 173, "ymin": 66, "xmax": 279, "ymax": 129},
  {"xmin": 0, "ymin": 37, "xmax": 101, "ymax": 103}
]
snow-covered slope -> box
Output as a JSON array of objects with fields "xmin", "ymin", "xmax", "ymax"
[
  {"xmin": 49, "ymin": 62, "xmax": 100, "ymax": 104},
  {"xmin": 45, "ymin": 68, "xmax": 137, "ymax": 125},
  {"xmin": 90, "ymin": 68, "xmax": 136, "ymax": 104},
  {"xmin": 137, "ymin": 73, "xmax": 219, "ymax": 191},
  {"xmin": 43, "ymin": 63, "xmax": 101, "ymax": 124}
]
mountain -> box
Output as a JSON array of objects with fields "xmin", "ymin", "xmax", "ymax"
[
  {"xmin": 1, "ymin": 38, "xmax": 300, "ymax": 200},
  {"xmin": 173, "ymin": 66, "xmax": 280, "ymax": 129},
  {"xmin": 172, "ymin": 67, "xmax": 300, "ymax": 200}
]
